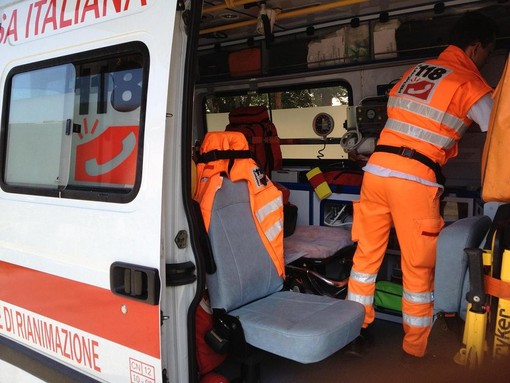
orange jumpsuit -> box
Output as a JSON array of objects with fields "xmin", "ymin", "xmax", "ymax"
[{"xmin": 347, "ymin": 45, "xmax": 492, "ymax": 357}]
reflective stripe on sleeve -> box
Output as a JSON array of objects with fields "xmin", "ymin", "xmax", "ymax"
[
  {"xmin": 348, "ymin": 291, "xmax": 374, "ymax": 305},
  {"xmin": 403, "ymin": 290, "xmax": 434, "ymax": 304},
  {"xmin": 256, "ymin": 196, "xmax": 283, "ymax": 223},
  {"xmin": 350, "ymin": 269, "xmax": 378, "ymax": 284},
  {"xmin": 403, "ymin": 313, "xmax": 433, "ymax": 328},
  {"xmin": 385, "ymin": 118, "xmax": 455, "ymax": 149},
  {"xmin": 265, "ymin": 219, "xmax": 283, "ymax": 241}
]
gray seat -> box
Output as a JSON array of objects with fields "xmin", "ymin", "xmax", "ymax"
[
  {"xmin": 206, "ymin": 177, "xmax": 365, "ymax": 364},
  {"xmin": 434, "ymin": 215, "xmax": 492, "ymax": 320}
]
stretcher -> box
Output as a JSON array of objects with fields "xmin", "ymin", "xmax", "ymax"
[
  {"xmin": 284, "ymin": 224, "xmax": 355, "ymax": 299},
  {"xmin": 455, "ymin": 204, "xmax": 510, "ymax": 368}
]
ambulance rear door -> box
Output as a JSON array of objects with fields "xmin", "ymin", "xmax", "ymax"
[{"xmin": 0, "ymin": 1, "xmax": 189, "ymax": 382}]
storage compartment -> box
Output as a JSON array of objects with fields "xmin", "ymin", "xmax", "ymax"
[
  {"xmin": 344, "ymin": 24, "xmax": 370, "ymax": 63},
  {"xmin": 268, "ymin": 38, "xmax": 309, "ymax": 74},
  {"xmin": 307, "ymin": 29, "xmax": 346, "ymax": 68},
  {"xmin": 198, "ymin": 50, "xmax": 230, "ymax": 80},
  {"xmin": 395, "ymin": 15, "xmax": 461, "ymax": 57},
  {"xmin": 373, "ymin": 19, "xmax": 400, "ymax": 60},
  {"xmin": 228, "ymin": 47, "xmax": 262, "ymax": 77}
]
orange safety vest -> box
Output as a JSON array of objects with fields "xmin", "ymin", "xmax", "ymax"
[
  {"xmin": 194, "ymin": 131, "xmax": 285, "ymax": 277},
  {"xmin": 371, "ymin": 45, "xmax": 492, "ymax": 182}
]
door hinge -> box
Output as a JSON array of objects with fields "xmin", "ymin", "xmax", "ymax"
[{"xmin": 166, "ymin": 261, "xmax": 196, "ymax": 286}]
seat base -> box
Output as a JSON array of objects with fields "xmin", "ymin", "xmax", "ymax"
[{"xmin": 230, "ymin": 290, "xmax": 364, "ymax": 364}]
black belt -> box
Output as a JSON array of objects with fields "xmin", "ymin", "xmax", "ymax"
[{"xmin": 374, "ymin": 145, "xmax": 445, "ymax": 185}]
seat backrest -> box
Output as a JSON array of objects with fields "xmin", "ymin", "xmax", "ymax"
[
  {"xmin": 206, "ymin": 177, "xmax": 283, "ymax": 312},
  {"xmin": 434, "ymin": 215, "xmax": 492, "ymax": 318},
  {"xmin": 483, "ymin": 203, "xmax": 510, "ymax": 249},
  {"xmin": 194, "ymin": 131, "xmax": 285, "ymax": 311},
  {"xmin": 194, "ymin": 131, "xmax": 285, "ymax": 277}
]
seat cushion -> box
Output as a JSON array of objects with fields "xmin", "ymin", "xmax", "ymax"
[
  {"xmin": 284, "ymin": 225, "xmax": 353, "ymax": 264},
  {"xmin": 229, "ymin": 290, "xmax": 364, "ymax": 364}
]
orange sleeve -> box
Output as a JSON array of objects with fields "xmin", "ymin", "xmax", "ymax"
[{"xmin": 450, "ymin": 79, "xmax": 493, "ymax": 121}]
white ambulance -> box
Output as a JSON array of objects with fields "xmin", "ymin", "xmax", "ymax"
[{"xmin": 0, "ymin": 1, "xmax": 508, "ymax": 382}]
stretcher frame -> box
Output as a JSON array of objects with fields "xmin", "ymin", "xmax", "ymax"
[{"xmin": 455, "ymin": 224, "xmax": 510, "ymax": 368}]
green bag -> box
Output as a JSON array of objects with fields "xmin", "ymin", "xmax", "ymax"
[{"xmin": 374, "ymin": 281, "xmax": 403, "ymax": 312}]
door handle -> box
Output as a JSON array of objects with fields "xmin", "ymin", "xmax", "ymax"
[{"xmin": 110, "ymin": 262, "xmax": 160, "ymax": 305}]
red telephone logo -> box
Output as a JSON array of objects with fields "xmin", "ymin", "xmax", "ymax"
[
  {"xmin": 401, "ymin": 80, "xmax": 434, "ymax": 101},
  {"xmin": 75, "ymin": 125, "xmax": 139, "ymax": 185}
]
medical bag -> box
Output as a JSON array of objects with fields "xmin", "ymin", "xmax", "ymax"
[
  {"xmin": 374, "ymin": 280, "xmax": 403, "ymax": 313},
  {"xmin": 226, "ymin": 106, "xmax": 282, "ymax": 176}
]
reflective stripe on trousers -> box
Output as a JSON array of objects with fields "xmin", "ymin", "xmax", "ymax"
[
  {"xmin": 348, "ymin": 269, "xmax": 377, "ymax": 306},
  {"xmin": 347, "ymin": 172, "xmax": 443, "ymax": 356}
]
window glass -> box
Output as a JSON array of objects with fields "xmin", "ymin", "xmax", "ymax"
[
  {"xmin": 69, "ymin": 56, "xmax": 143, "ymax": 191},
  {"xmin": 204, "ymin": 84, "xmax": 350, "ymax": 160},
  {"xmin": 2, "ymin": 45, "xmax": 147, "ymax": 202},
  {"xmin": 5, "ymin": 65, "xmax": 75, "ymax": 188}
]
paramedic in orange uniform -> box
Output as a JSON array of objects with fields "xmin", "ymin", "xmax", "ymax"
[{"xmin": 347, "ymin": 11, "xmax": 498, "ymax": 359}]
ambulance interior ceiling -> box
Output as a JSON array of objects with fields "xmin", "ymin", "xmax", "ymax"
[{"xmin": 199, "ymin": 0, "xmax": 507, "ymax": 47}]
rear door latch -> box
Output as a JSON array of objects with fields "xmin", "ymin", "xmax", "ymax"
[{"xmin": 110, "ymin": 262, "xmax": 160, "ymax": 305}]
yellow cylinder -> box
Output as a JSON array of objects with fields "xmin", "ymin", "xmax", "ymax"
[{"xmin": 306, "ymin": 167, "xmax": 332, "ymax": 200}]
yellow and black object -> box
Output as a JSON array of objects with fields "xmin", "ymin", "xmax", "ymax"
[
  {"xmin": 454, "ymin": 247, "xmax": 489, "ymax": 368},
  {"xmin": 455, "ymin": 212, "xmax": 510, "ymax": 369}
]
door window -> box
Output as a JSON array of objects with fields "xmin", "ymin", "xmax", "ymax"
[{"xmin": 1, "ymin": 43, "xmax": 148, "ymax": 202}]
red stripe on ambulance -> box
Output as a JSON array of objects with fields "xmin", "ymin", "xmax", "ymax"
[{"xmin": 0, "ymin": 261, "xmax": 160, "ymax": 359}]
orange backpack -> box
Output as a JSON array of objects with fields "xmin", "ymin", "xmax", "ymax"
[{"xmin": 226, "ymin": 106, "xmax": 282, "ymax": 176}]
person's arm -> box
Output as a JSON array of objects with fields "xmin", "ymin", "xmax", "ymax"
[{"xmin": 467, "ymin": 93, "xmax": 493, "ymax": 132}]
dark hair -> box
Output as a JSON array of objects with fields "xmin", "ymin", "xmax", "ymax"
[{"xmin": 449, "ymin": 11, "xmax": 498, "ymax": 49}]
